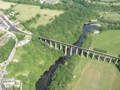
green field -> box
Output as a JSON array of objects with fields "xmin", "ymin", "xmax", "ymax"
[
  {"xmin": 0, "ymin": 0, "xmax": 16, "ymax": 10},
  {"xmin": 12, "ymin": 4, "xmax": 63, "ymax": 27},
  {"xmin": 104, "ymin": 12, "xmax": 120, "ymax": 21},
  {"xmin": 99, "ymin": 12, "xmax": 120, "ymax": 21},
  {"xmin": 90, "ymin": 30, "xmax": 120, "ymax": 56},
  {"xmin": 67, "ymin": 57, "xmax": 120, "ymax": 90}
]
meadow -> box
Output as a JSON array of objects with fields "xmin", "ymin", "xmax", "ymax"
[
  {"xmin": 0, "ymin": 0, "xmax": 16, "ymax": 10},
  {"xmin": 90, "ymin": 30, "xmax": 120, "ymax": 56},
  {"xmin": 12, "ymin": 4, "xmax": 63, "ymax": 27},
  {"xmin": 68, "ymin": 57, "xmax": 120, "ymax": 90}
]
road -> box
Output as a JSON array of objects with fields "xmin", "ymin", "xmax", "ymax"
[
  {"xmin": 0, "ymin": 14, "xmax": 32, "ymax": 89},
  {"xmin": 0, "ymin": 14, "xmax": 33, "ymax": 36},
  {"xmin": 0, "ymin": 32, "xmax": 17, "ymax": 89}
]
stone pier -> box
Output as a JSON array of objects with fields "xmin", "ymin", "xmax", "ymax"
[
  {"xmin": 104, "ymin": 56, "xmax": 107, "ymax": 62},
  {"xmin": 76, "ymin": 48, "xmax": 78, "ymax": 54},
  {"xmin": 60, "ymin": 44, "xmax": 62, "ymax": 49},
  {"xmin": 115, "ymin": 59, "xmax": 118, "ymax": 64},
  {"xmin": 81, "ymin": 50, "xmax": 84, "ymax": 56},
  {"xmin": 55, "ymin": 43, "xmax": 58, "ymax": 49},
  {"xmin": 98, "ymin": 55, "xmax": 101, "ymax": 61},
  {"xmin": 64, "ymin": 45, "xmax": 67, "ymax": 56},
  {"xmin": 86, "ymin": 51, "xmax": 89, "ymax": 58},
  {"xmin": 70, "ymin": 47, "xmax": 73, "ymax": 56},
  {"xmin": 92, "ymin": 53, "xmax": 95, "ymax": 59},
  {"xmin": 109, "ymin": 58, "xmax": 112, "ymax": 63},
  {"xmin": 49, "ymin": 41, "xmax": 53, "ymax": 47}
]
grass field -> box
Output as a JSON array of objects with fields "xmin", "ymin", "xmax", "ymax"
[
  {"xmin": 0, "ymin": 0, "xmax": 16, "ymax": 10},
  {"xmin": 67, "ymin": 57, "xmax": 120, "ymax": 90},
  {"xmin": 90, "ymin": 30, "xmax": 120, "ymax": 56},
  {"xmin": 101, "ymin": 12, "xmax": 120, "ymax": 21},
  {"xmin": 12, "ymin": 4, "xmax": 63, "ymax": 27}
]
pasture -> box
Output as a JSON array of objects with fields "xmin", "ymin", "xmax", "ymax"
[
  {"xmin": 12, "ymin": 4, "xmax": 63, "ymax": 27},
  {"xmin": 90, "ymin": 30, "xmax": 120, "ymax": 56},
  {"xmin": 67, "ymin": 57, "xmax": 120, "ymax": 90},
  {"xmin": 0, "ymin": 0, "xmax": 16, "ymax": 10}
]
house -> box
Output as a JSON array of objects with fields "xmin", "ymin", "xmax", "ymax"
[{"xmin": 2, "ymin": 78, "xmax": 21, "ymax": 89}]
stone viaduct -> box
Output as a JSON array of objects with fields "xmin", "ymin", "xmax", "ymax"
[{"xmin": 38, "ymin": 36, "xmax": 120, "ymax": 65}]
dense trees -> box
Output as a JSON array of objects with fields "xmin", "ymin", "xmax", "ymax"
[
  {"xmin": 36, "ymin": 5, "xmax": 98, "ymax": 44},
  {"xmin": 3, "ymin": 0, "xmax": 39, "ymax": 5},
  {"xmin": 0, "ymin": 39, "xmax": 15, "ymax": 62},
  {"xmin": 48, "ymin": 55, "xmax": 80, "ymax": 90}
]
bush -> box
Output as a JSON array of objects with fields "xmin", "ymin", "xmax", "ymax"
[{"xmin": 36, "ymin": 14, "xmax": 41, "ymax": 18}]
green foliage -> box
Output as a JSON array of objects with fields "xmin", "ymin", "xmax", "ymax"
[
  {"xmin": 48, "ymin": 55, "xmax": 79, "ymax": 90},
  {"xmin": 82, "ymin": 30, "xmax": 93, "ymax": 48},
  {"xmin": 0, "ymin": 33, "xmax": 4, "ymax": 37},
  {"xmin": 3, "ymin": 0, "xmax": 39, "ymax": 5},
  {"xmin": 22, "ymin": 13, "xmax": 41, "ymax": 27},
  {"xmin": 9, "ymin": 16, "xmax": 16, "ymax": 20},
  {"xmin": 36, "ymin": 14, "xmax": 41, "ymax": 18},
  {"xmin": 117, "ymin": 63, "xmax": 120, "ymax": 71},
  {"xmin": 6, "ymin": 36, "xmax": 63, "ymax": 90},
  {"xmin": 99, "ymin": 25, "xmax": 108, "ymax": 31},
  {"xmin": 40, "ymin": 3, "xmax": 70, "ymax": 10},
  {"xmin": 0, "ymin": 38, "xmax": 15, "ymax": 62},
  {"xmin": 36, "ymin": 5, "xmax": 97, "ymax": 44},
  {"xmin": 15, "ymin": 33, "xmax": 25, "ymax": 41}
]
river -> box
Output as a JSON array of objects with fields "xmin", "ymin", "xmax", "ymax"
[{"xmin": 36, "ymin": 24, "xmax": 96, "ymax": 90}]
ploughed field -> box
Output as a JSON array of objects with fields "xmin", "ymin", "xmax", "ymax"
[{"xmin": 67, "ymin": 58, "xmax": 120, "ymax": 90}]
